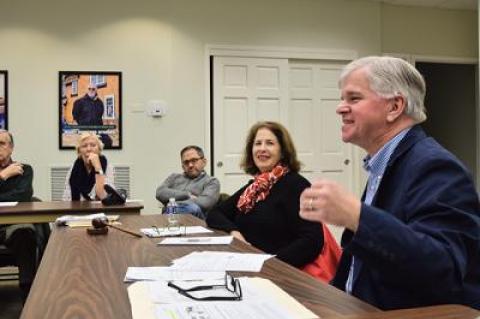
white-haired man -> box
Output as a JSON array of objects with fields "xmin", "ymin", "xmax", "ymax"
[
  {"xmin": 0, "ymin": 130, "xmax": 37, "ymax": 301},
  {"xmin": 300, "ymin": 56, "xmax": 480, "ymax": 310}
]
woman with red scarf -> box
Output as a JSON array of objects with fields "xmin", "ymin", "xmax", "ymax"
[{"xmin": 207, "ymin": 121, "xmax": 323, "ymax": 268}]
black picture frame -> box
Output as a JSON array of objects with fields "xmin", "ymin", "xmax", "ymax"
[
  {"xmin": 59, "ymin": 71, "xmax": 122, "ymax": 149},
  {"xmin": 0, "ymin": 71, "xmax": 8, "ymax": 130}
]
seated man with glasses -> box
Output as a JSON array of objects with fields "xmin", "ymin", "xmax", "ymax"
[{"xmin": 156, "ymin": 145, "xmax": 220, "ymax": 220}]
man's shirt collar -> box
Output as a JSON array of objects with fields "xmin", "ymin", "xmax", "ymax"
[{"xmin": 363, "ymin": 127, "xmax": 411, "ymax": 176}]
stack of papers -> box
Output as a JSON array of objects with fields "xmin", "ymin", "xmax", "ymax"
[
  {"xmin": 171, "ymin": 251, "xmax": 273, "ymax": 272},
  {"xmin": 0, "ymin": 202, "xmax": 18, "ymax": 207},
  {"xmin": 141, "ymin": 226, "xmax": 213, "ymax": 238},
  {"xmin": 55, "ymin": 213, "xmax": 119, "ymax": 226},
  {"xmin": 125, "ymin": 251, "xmax": 281, "ymax": 318},
  {"xmin": 124, "ymin": 267, "xmax": 225, "ymax": 282},
  {"xmin": 158, "ymin": 236, "xmax": 233, "ymax": 245},
  {"xmin": 128, "ymin": 277, "xmax": 318, "ymax": 319}
]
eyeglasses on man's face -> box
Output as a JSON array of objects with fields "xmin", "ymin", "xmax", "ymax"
[
  {"xmin": 182, "ymin": 157, "xmax": 203, "ymax": 167},
  {"xmin": 168, "ymin": 273, "xmax": 242, "ymax": 301}
]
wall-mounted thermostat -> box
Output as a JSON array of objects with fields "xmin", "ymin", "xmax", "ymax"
[{"xmin": 146, "ymin": 100, "xmax": 168, "ymax": 117}]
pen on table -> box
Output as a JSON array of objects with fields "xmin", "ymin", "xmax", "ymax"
[
  {"xmin": 186, "ymin": 238, "xmax": 209, "ymax": 242},
  {"xmin": 152, "ymin": 225, "xmax": 161, "ymax": 236}
]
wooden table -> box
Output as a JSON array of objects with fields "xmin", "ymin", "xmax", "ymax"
[
  {"xmin": 328, "ymin": 304, "xmax": 480, "ymax": 319},
  {"xmin": 0, "ymin": 201, "xmax": 143, "ymax": 224},
  {"xmin": 21, "ymin": 214, "xmax": 378, "ymax": 319},
  {"xmin": 21, "ymin": 214, "xmax": 480, "ymax": 319}
]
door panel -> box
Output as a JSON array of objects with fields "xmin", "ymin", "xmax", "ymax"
[
  {"xmin": 214, "ymin": 57, "xmax": 289, "ymax": 195},
  {"xmin": 289, "ymin": 61, "xmax": 353, "ymax": 190},
  {"xmin": 214, "ymin": 57, "xmax": 353, "ymax": 196}
]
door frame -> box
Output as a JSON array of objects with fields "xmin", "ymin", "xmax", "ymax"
[
  {"xmin": 204, "ymin": 45, "xmax": 363, "ymax": 194},
  {"xmin": 385, "ymin": 52, "xmax": 479, "ymax": 188}
]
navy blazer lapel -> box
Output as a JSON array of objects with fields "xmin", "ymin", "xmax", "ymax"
[
  {"xmin": 369, "ymin": 125, "xmax": 425, "ymax": 206},
  {"xmin": 386, "ymin": 125, "xmax": 426, "ymax": 168}
]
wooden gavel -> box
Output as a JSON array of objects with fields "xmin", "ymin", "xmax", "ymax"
[{"xmin": 87, "ymin": 217, "xmax": 142, "ymax": 238}]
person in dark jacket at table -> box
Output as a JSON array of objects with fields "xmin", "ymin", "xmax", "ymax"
[
  {"xmin": 0, "ymin": 130, "xmax": 37, "ymax": 301},
  {"xmin": 207, "ymin": 121, "xmax": 323, "ymax": 268},
  {"xmin": 300, "ymin": 56, "xmax": 480, "ymax": 310}
]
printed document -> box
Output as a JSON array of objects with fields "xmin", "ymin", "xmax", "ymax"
[
  {"xmin": 124, "ymin": 267, "xmax": 225, "ymax": 282},
  {"xmin": 171, "ymin": 251, "xmax": 273, "ymax": 272},
  {"xmin": 154, "ymin": 301, "xmax": 293, "ymax": 319},
  {"xmin": 158, "ymin": 236, "xmax": 233, "ymax": 245},
  {"xmin": 55, "ymin": 213, "xmax": 119, "ymax": 226},
  {"xmin": 0, "ymin": 202, "xmax": 17, "ymax": 207},
  {"xmin": 141, "ymin": 226, "xmax": 213, "ymax": 237},
  {"xmin": 128, "ymin": 277, "xmax": 318, "ymax": 319}
]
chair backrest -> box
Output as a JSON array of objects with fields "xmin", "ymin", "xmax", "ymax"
[
  {"xmin": 0, "ymin": 245, "xmax": 16, "ymax": 266},
  {"xmin": 0, "ymin": 195, "xmax": 51, "ymax": 269},
  {"xmin": 218, "ymin": 192, "xmax": 230, "ymax": 204},
  {"xmin": 30, "ymin": 196, "xmax": 51, "ymax": 261},
  {"xmin": 302, "ymin": 224, "xmax": 342, "ymax": 283}
]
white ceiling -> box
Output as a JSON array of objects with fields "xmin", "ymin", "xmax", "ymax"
[{"xmin": 365, "ymin": 0, "xmax": 477, "ymax": 10}]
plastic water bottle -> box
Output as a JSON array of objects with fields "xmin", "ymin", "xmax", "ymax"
[{"xmin": 166, "ymin": 197, "xmax": 179, "ymax": 227}]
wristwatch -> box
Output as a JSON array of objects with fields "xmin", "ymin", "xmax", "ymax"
[{"xmin": 95, "ymin": 169, "xmax": 104, "ymax": 175}]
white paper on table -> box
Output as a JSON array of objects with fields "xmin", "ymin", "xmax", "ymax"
[
  {"xmin": 128, "ymin": 282, "xmax": 156, "ymax": 319},
  {"xmin": 246, "ymin": 277, "xmax": 318, "ymax": 319},
  {"xmin": 0, "ymin": 201, "xmax": 18, "ymax": 207},
  {"xmin": 158, "ymin": 236, "xmax": 233, "ymax": 245},
  {"xmin": 56, "ymin": 213, "xmax": 107, "ymax": 226},
  {"xmin": 56, "ymin": 213, "xmax": 119, "ymax": 227},
  {"xmin": 141, "ymin": 226, "xmax": 213, "ymax": 238},
  {"xmin": 147, "ymin": 277, "xmax": 266, "ymax": 304},
  {"xmin": 153, "ymin": 300, "xmax": 295, "ymax": 319},
  {"xmin": 147, "ymin": 279, "xmax": 230, "ymax": 304},
  {"xmin": 128, "ymin": 277, "xmax": 317, "ymax": 319},
  {"xmin": 171, "ymin": 251, "xmax": 273, "ymax": 272},
  {"xmin": 124, "ymin": 267, "xmax": 225, "ymax": 282},
  {"xmin": 126, "ymin": 199, "xmax": 144, "ymax": 203}
]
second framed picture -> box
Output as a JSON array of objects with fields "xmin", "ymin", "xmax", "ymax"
[
  {"xmin": 0, "ymin": 71, "xmax": 8, "ymax": 130},
  {"xmin": 59, "ymin": 71, "xmax": 122, "ymax": 149}
]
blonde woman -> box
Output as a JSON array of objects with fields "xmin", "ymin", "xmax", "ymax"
[{"xmin": 63, "ymin": 133, "xmax": 114, "ymax": 201}]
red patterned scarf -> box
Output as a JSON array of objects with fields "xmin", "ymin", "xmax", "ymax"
[{"xmin": 237, "ymin": 164, "xmax": 289, "ymax": 213}]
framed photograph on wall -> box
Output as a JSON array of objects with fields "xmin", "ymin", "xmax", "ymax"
[
  {"xmin": 59, "ymin": 71, "xmax": 122, "ymax": 149},
  {"xmin": 0, "ymin": 71, "xmax": 8, "ymax": 130}
]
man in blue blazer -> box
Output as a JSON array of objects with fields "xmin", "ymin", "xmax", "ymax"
[{"xmin": 300, "ymin": 56, "xmax": 480, "ymax": 310}]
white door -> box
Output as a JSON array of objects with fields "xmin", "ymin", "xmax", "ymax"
[
  {"xmin": 288, "ymin": 60, "xmax": 353, "ymax": 190},
  {"xmin": 213, "ymin": 56, "xmax": 289, "ymax": 195},
  {"xmin": 213, "ymin": 57, "xmax": 353, "ymax": 196}
]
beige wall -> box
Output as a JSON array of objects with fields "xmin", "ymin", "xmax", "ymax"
[
  {"xmin": 381, "ymin": 4, "xmax": 477, "ymax": 57},
  {"xmin": 0, "ymin": 0, "xmax": 476, "ymax": 213}
]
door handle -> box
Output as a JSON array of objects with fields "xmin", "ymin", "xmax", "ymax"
[
  {"xmin": 344, "ymin": 159, "xmax": 350, "ymax": 165},
  {"xmin": 217, "ymin": 161, "xmax": 223, "ymax": 168}
]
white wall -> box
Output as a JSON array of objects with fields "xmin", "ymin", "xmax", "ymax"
[{"xmin": 0, "ymin": 0, "xmax": 476, "ymax": 213}]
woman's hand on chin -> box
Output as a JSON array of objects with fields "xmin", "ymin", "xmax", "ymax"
[{"xmin": 87, "ymin": 153, "xmax": 101, "ymax": 171}]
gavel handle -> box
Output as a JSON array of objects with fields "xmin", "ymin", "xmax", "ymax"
[{"xmin": 107, "ymin": 223, "xmax": 143, "ymax": 238}]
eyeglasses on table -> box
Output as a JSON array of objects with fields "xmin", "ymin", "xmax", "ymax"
[{"xmin": 167, "ymin": 273, "xmax": 242, "ymax": 301}]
